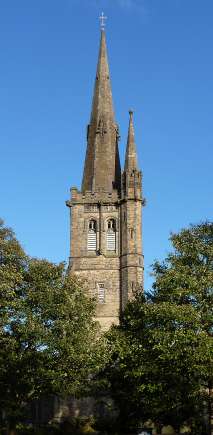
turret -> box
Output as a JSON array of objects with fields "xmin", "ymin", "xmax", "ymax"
[
  {"xmin": 122, "ymin": 110, "xmax": 142, "ymax": 200},
  {"xmin": 120, "ymin": 111, "xmax": 143, "ymax": 309}
]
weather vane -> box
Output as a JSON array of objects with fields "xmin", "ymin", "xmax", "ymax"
[{"xmin": 99, "ymin": 12, "xmax": 107, "ymax": 31}]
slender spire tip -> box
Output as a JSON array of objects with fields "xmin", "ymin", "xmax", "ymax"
[{"xmin": 129, "ymin": 110, "xmax": 134, "ymax": 120}]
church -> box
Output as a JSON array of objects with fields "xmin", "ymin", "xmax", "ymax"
[{"xmin": 66, "ymin": 28, "xmax": 144, "ymax": 331}]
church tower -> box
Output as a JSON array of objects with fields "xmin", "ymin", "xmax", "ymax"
[{"xmin": 66, "ymin": 29, "xmax": 144, "ymax": 330}]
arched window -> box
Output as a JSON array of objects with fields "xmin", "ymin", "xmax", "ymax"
[
  {"xmin": 107, "ymin": 219, "xmax": 116, "ymax": 251},
  {"xmin": 87, "ymin": 220, "xmax": 97, "ymax": 251}
]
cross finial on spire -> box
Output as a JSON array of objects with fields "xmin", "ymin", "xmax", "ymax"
[{"xmin": 99, "ymin": 12, "xmax": 107, "ymax": 31}]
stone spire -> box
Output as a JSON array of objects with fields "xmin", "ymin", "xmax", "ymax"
[
  {"xmin": 90, "ymin": 30, "xmax": 114, "ymax": 123},
  {"xmin": 82, "ymin": 30, "xmax": 121, "ymax": 193},
  {"xmin": 124, "ymin": 110, "xmax": 138, "ymax": 172}
]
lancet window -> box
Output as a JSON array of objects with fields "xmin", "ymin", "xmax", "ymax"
[
  {"xmin": 106, "ymin": 219, "xmax": 116, "ymax": 251},
  {"xmin": 87, "ymin": 219, "xmax": 97, "ymax": 251}
]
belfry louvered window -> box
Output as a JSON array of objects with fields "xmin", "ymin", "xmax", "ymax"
[
  {"xmin": 87, "ymin": 220, "xmax": 97, "ymax": 251},
  {"xmin": 107, "ymin": 219, "xmax": 116, "ymax": 251}
]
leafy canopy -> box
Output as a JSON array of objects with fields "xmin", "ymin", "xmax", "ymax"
[
  {"xmin": 0, "ymin": 219, "xmax": 107, "ymax": 428},
  {"xmin": 103, "ymin": 223, "xmax": 213, "ymax": 433}
]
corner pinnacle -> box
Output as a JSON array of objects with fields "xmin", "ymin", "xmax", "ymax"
[{"xmin": 124, "ymin": 110, "xmax": 138, "ymax": 171}]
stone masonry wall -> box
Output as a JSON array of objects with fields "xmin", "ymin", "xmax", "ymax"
[{"xmin": 67, "ymin": 189, "xmax": 121, "ymax": 330}]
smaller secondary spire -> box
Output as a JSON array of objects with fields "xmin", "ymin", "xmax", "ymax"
[
  {"xmin": 124, "ymin": 110, "xmax": 138, "ymax": 171},
  {"xmin": 99, "ymin": 12, "xmax": 107, "ymax": 31}
]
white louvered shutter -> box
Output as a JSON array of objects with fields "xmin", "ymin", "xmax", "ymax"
[
  {"xmin": 87, "ymin": 230, "xmax": 97, "ymax": 251},
  {"xmin": 107, "ymin": 230, "xmax": 116, "ymax": 251}
]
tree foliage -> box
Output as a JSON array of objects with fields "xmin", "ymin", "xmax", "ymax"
[
  {"xmin": 0, "ymin": 219, "xmax": 106, "ymax": 430},
  {"xmin": 103, "ymin": 223, "xmax": 213, "ymax": 434}
]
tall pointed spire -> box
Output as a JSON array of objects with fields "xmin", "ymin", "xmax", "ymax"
[
  {"xmin": 124, "ymin": 111, "xmax": 138, "ymax": 171},
  {"xmin": 82, "ymin": 30, "xmax": 121, "ymax": 193},
  {"xmin": 90, "ymin": 30, "xmax": 114, "ymax": 123}
]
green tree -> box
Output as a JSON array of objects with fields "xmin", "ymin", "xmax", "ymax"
[
  {"xmin": 0, "ymin": 219, "xmax": 106, "ymax": 434},
  {"xmin": 103, "ymin": 223, "xmax": 213, "ymax": 434},
  {"xmin": 151, "ymin": 222, "xmax": 213, "ymax": 434}
]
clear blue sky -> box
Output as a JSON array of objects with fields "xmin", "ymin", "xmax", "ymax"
[{"xmin": 0, "ymin": 0, "xmax": 212, "ymax": 290}]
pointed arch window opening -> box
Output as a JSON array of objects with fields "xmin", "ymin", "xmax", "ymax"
[
  {"xmin": 88, "ymin": 219, "xmax": 97, "ymax": 251},
  {"xmin": 107, "ymin": 218, "xmax": 116, "ymax": 251}
]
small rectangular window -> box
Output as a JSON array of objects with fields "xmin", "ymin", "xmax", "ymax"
[{"xmin": 97, "ymin": 283, "xmax": 105, "ymax": 304}]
